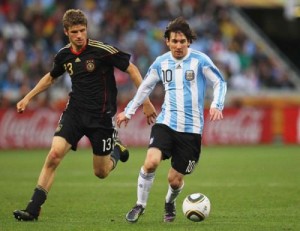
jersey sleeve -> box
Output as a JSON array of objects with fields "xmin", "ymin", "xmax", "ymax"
[
  {"xmin": 49, "ymin": 53, "xmax": 65, "ymax": 79},
  {"xmin": 124, "ymin": 62, "xmax": 161, "ymax": 118},
  {"xmin": 202, "ymin": 57, "xmax": 227, "ymax": 110},
  {"xmin": 104, "ymin": 49, "xmax": 131, "ymax": 72}
]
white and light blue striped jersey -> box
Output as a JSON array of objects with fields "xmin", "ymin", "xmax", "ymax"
[{"xmin": 125, "ymin": 48, "xmax": 227, "ymax": 134}]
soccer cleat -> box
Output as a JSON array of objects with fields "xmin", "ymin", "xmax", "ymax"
[
  {"xmin": 125, "ymin": 204, "xmax": 145, "ymax": 223},
  {"xmin": 164, "ymin": 202, "xmax": 176, "ymax": 222},
  {"xmin": 114, "ymin": 139, "xmax": 129, "ymax": 163},
  {"xmin": 13, "ymin": 210, "xmax": 38, "ymax": 221}
]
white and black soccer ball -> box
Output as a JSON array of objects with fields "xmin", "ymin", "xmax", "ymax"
[{"xmin": 182, "ymin": 193, "xmax": 211, "ymax": 222}]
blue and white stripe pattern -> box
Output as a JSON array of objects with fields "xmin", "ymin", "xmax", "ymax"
[{"xmin": 125, "ymin": 48, "xmax": 227, "ymax": 134}]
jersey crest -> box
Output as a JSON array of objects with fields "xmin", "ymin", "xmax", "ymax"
[
  {"xmin": 185, "ymin": 70, "xmax": 195, "ymax": 81},
  {"xmin": 86, "ymin": 59, "xmax": 95, "ymax": 72}
]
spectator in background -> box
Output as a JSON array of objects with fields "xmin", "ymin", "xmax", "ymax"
[
  {"xmin": 276, "ymin": 71, "xmax": 296, "ymax": 89},
  {"xmin": 1, "ymin": 7, "xmax": 28, "ymax": 40},
  {"xmin": 0, "ymin": 0, "xmax": 297, "ymax": 109}
]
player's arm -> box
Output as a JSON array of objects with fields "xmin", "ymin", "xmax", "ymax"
[
  {"xmin": 117, "ymin": 78, "xmax": 155, "ymax": 128},
  {"xmin": 125, "ymin": 62, "xmax": 157, "ymax": 124},
  {"xmin": 117, "ymin": 68, "xmax": 160, "ymax": 127},
  {"xmin": 203, "ymin": 66, "xmax": 227, "ymax": 121},
  {"xmin": 16, "ymin": 73, "xmax": 55, "ymax": 113}
]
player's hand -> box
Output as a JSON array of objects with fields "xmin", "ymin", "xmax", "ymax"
[
  {"xmin": 116, "ymin": 112, "xmax": 130, "ymax": 128},
  {"xmin": 209, "ymin": 108, "xmax": 223, "ymax": 121},
  {"xmin": 16, "ymin": 98, "xmax": 29, "ymax": 113},
  {"xmin": 142, "ymin": 101, "xmax": 157, "ymax": 125}
]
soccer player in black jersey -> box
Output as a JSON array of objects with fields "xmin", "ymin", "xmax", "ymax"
[{"xmin": 13, "ymin": 9, "xmax": 157, "ymax": 221}]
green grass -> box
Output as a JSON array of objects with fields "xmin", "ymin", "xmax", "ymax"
[{"xmin": 0, "ymin": 145, "xmax": 299, "ymax": 231}]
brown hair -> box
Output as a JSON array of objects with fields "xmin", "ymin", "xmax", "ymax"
[
  {"xmin": 62, "ymin": 9, "xmax": 87, "ymax": 30},
  {"xmin": 164, "ymin": 17, "xmax": 197, "ymax": 43}
]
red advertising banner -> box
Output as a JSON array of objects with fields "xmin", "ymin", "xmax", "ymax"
[
  {"xmin": 0, "ymin": 108, "xmax": 90, "ymax": 149},
  {"xmin": 0, "ymin": 107, "xmax": 273, "ymax": 149},
  {"xmin": 202, "ymin": 107, "xmax": 272, "ymax": 145},
  {"xmin": 0, "ymin": 108, "xmax": 58, "ymax": 149},
  {"xmin": 282, "ymin": 107, "xmax": 300, "ymax": 144},
  {"xmin": 118, "ymin": 107, "xmax": 273, "ymax": 146},
  {"xmin": 118, "ymin": 108, "xmax": 152, "ymax": 147}
]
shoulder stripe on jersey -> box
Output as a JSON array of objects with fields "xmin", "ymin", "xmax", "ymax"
[
  {"xmin": 88, "ymin": 39, "xmax": 118, "ymax": 54},
  {"xmin": 57, "ymin": 43, "xmax": 71, "ymax": 53}
]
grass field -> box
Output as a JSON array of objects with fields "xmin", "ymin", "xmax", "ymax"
[{"xmin": 0, "ymin": 145, "xmax": 299, "ymax": 231}]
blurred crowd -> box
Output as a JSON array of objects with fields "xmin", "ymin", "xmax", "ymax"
[{"xmin": 0, "ymin": 0, "xmax": 297, "ymax": 109}]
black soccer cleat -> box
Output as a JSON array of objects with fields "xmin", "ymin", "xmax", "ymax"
[
  {"xmin": 163, "ymin": 202, "xmax": 176, "ymax": 222},
  {"xmin": 13, "ymin": 210, "xmax": 38, "ymax": 221},
  {"xmin": 125, "ymin": 204, "xmax": 145, "ymax": 223},
  {"xmin": 114, "ymin": 140, "xmax": 129, "ymax": 163}
]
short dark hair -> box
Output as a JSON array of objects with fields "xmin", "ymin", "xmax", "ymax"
[
  {"xmin": 164, "ymin": 17, "xmax": 197, "ymax": 43},
  {"xmin": 62, "ymin": 9, "xmax": 87, "ymax": 30}
]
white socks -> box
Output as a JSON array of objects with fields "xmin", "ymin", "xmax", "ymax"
[
  {"xmin": 165, "ymin": 182, "xmax": 184, "ymax": 203},
  {"xmin": 136, "ymin": 167, "xmax": 155, "ymax": 207}
]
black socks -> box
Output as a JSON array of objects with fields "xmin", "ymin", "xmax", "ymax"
[
  {"xmin": 110, "ymin": 146, "xmax": 120, "ymax": 170},
  {"xmin": 25, "ymin": 186, "xmax": 47, "ymax": 217}
]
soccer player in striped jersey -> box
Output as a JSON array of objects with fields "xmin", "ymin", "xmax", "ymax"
[
  {"xmin": 117, "ymin": 17, "xmax": 227, "ymax": 223},
  {"xmin": 13, "ymin": 9, "xmax": 156, "ymax": 221}
]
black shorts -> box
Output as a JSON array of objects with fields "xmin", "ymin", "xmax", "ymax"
[
  {"xmin": 148, "ymin": 124, "xmax": 202, "ymax": 175},
  {"xmin": 54, "ymin": 108, "xmax": 115, "ymax": 155}
]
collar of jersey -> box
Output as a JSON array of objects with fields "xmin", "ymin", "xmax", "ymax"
[{"xmin": 70, "ymin": 40, "xmax": 88, "ymax": 55}]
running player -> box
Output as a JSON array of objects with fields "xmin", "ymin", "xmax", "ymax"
[
  {"xmin": 13, "ymin": 9, "xmax": 156, "ymax": 221},
  {"xmin": 117, "ymin": 16, "xmax": 227, "ymax": 223}
]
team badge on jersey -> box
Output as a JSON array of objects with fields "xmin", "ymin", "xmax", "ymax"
[
  {"xmin": 185, "ymin": 70, "xmax": 195, "ymax": 81},
  {"xmin": 86, "ymin": 59, "xmax": 95, "ymax": 72}
]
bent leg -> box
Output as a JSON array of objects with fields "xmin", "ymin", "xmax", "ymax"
[
  {"xmin": 143, "ymin": 147, "xmax": 162, "ymax": 173},
  {"xmin": 165, "ymin": 167, "xmax": 184, "ymax": 203},
  {"xmin": 93, "ymin": 154, "xmax": 114, "ymax": 179},
  {"xmin": 163, "ymin": 168, "xmax": 184, "ymax": 222},
  {"xmin": 167, "ymin": 167, "xmax": 184, "ymax": 190}
]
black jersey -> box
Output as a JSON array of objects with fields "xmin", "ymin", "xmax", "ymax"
[{"xmin": 50, "ymin": 39, "xmax": 131, "ymax": 116}]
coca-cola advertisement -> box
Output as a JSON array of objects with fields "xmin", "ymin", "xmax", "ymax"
[
  {"xmin": 0, "ymin": 108, "xmax": 90, "ymax": 149},
  {"xmin": 202, "ymin": 107, "xmax": 272, "ymax": 145},
  {"xmin": 0, "ymin": 107, "xmax": 151, "ymax": 149},
  {"xmin": 0, "ymin": 109, "xmax": 58, "ymax": 149},
  {"xmin": 0, "ymin": 107, "xmax": 275, "ymax": 149}
]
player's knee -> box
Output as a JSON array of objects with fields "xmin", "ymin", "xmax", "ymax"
[
  {"xmin": 143, "ymin": 161, "xmax": 158, "ymax": 172},
  {"xmin": 168, "ymin": 175, "xmax": 183, "ymax": 189},
  {"xmin": 169, "ymin": 181, "xmax": 182, "ymax": 190},
  {"xmin": 94, "ymin": 168, "xmax": 109, "ymax": 179},
  {"xmin": 144, "ymin": 157, "xmax": 160, "ymax": 172},
  {"xmin": 47, "ymin": 148, "xmax": 63, "ymax": 167},
  {"xmin": 169, "ymin": 181, "xmax": 181, "ymax": 189}
]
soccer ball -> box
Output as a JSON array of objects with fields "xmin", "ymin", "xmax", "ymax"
[{"xmin": 182, "ymin": 193, "xmax": 211, "ymax": 222}]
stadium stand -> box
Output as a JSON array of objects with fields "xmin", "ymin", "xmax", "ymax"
[{"xmin": 0, "ymin": 0, "xmax": 299, "ymax": 109}]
